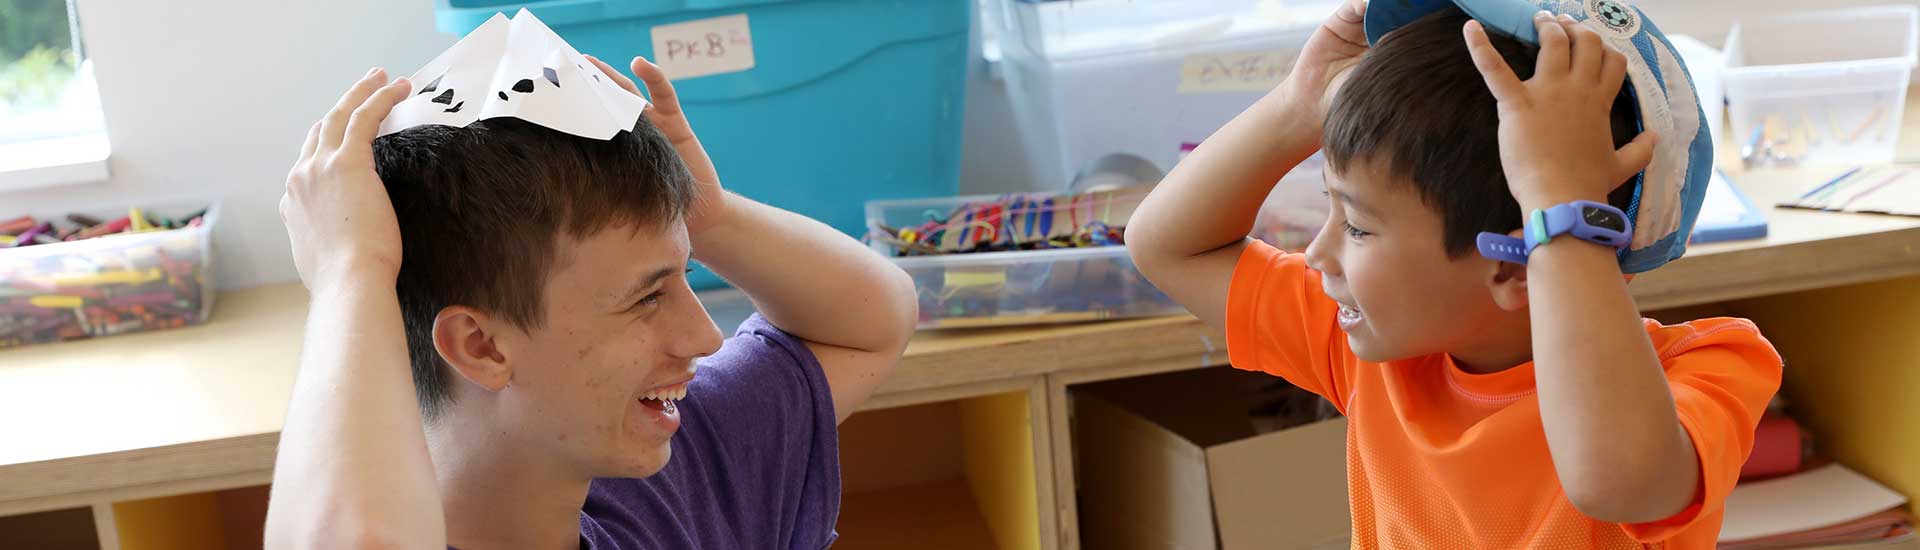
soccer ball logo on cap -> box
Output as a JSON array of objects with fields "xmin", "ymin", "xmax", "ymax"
[{"xmin": 1584, "ymin": 0, "xmax": 1641, "ymax": 37}]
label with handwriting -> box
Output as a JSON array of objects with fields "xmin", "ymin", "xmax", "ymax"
[
  {"xmin": 651, "ymin": 14, "xmax": 755, "ymax": 80},
  {"xmin": 1178, "ymin": 50, "xmax": 1298, "ymax": 93}
]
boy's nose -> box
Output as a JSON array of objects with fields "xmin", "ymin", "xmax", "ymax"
[
  {"xmin": 697, "ymin": 320, "xmax": 723, "ymax": 358},
  {"xmin": 1304, "ymin": 222, "xmax": 1341, "ymax": 277},
  {"xmin": 671, "ymin": 298, "xmax": 726, "ymax": 360}
]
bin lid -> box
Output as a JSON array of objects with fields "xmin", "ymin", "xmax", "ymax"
[
  {"xmin": 440, "ymin": 0, "xmax": 801, "ymax": 30},
  {"xmin": 434, "ymin": 0, "xmax": 970, "ymax": 102}
]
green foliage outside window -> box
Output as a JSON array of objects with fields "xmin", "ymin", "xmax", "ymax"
[{"xmin": 0, "ymin": 0, "xmax": 80, "ymax": 110}]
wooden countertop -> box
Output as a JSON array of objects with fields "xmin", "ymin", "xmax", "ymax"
[
  {"xmin": 5, "ymin": 96, "xmax": 1920, "ymax": 517},
  {"xmin": 0, "ymin": 283, "xmax": 305, "ymax": 513},
  {"xmin": 1631, "ymin": 163, "xmax": 1920, "ymax": 310}
]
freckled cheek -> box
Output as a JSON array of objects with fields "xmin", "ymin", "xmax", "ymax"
[
  {"xmin": 582, "ymin": 382, "xmax": 624, "ymax": 439},
  {"xmin": 581, "ymin": 370, "xmax": 612, "ymax": 391},
  {"xmin": 532, "ymin": 392, "xmax": 609, "ymax": 447},
  {"xmin": 615, "ymin": 324, "xmax": 661, "ymax": 363},
  {"xmin": 556, "ymin": 317, "xmax": 632, "ymax": 365}
]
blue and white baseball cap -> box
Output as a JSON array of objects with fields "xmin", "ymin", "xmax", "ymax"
[{"xmin": 1365, "ymin": 0, "xmax": 1713, "ymax": 274}]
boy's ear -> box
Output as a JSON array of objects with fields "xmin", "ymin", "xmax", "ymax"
[
  {"xmin": 1486, "ymin": 230, "xmax": 1530, "ymax": 311},
  {"xmin": 432, "ymin": 306, "xmax": 514, "ymax": 393}
]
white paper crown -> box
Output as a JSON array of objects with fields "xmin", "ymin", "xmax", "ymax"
[{"xmin": 376, "ymin": 9, "xmax": 647, "ymax": 140}]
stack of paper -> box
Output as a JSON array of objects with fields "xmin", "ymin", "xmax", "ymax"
[
  {"xmin": 1721, "ymin": 464, "xmax": 1915, "ymax": 549},
  {"xmin": 1779, "ymin": 165, "xmax": 1920, "ymax": 218}
]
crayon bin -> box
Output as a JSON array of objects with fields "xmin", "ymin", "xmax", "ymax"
[
  {"xmin": 0, "ymin": 204, "xmax": 219, "ymax": 349},
  {"xmin": 865, "ymin": 193, "xmax": 1183, "ymax": 329}
]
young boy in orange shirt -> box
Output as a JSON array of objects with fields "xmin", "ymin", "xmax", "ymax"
[{"xmin": 1127, "ymin": 0, "xmax": 1782, "ymax": 547}]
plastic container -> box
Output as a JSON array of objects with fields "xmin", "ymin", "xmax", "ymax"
[
  {"xmin": 991, "ymin": 0, "xmax": 1337, "ymax": 191},
  {"xmin": 436, "ymin": 0, "xmax": 971, "ymax": 288},
  {"xmin": 866, "ymin": 193, "xmax": 1183, "ymax": 329},
  {"xmin": 1725, "ymin": 5, "xmax": 1919, "ymax": 166},
  {"xmin": 996, "ymin": 0, "xmax": 1330, "ymax": 60},
  {"xmin": 0, "ymin": 204, "xmax": 218, "ymax": 349}
]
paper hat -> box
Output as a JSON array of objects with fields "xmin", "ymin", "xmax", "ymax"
[
  {"xmin": 1365, "ymin": 0, "xmax": 1713, "ymax": 274},
  {"xmin": 376, "ymin": 9, "xmax": 647, "ymax": 141}
]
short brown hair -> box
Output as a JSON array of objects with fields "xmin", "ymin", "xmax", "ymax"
[
  {"xmin": 372, "ymin": 117, "xmax": 695, "ymax": 420},
  {"xmin": 1323, "ymin": 6, "xmax": 1638, "ymax": 257}
]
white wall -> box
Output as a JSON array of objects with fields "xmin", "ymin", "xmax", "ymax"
[
  {"xmin": 1631, "ymin": 0, "xmax": 1918, "ymax": 47},
  {"xmin": 0, "ymin": 0, "xmax": 1905, "ymax": 289},
  {"xmin": 0, "ymin": 0, "xmax": 453, "ymax": 289}
]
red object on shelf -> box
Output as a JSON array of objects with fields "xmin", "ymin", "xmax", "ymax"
[{"xmin": 1742, "ymin": 413, "xmax": 1806, "ymax": 481}]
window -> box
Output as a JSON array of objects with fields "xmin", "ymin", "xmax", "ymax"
[{"xmin": 0, "ymin": 0, "xmax": 109, "ymax": 190}]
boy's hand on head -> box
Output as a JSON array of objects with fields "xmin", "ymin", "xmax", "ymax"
[
  {"xmin": 1282, "ymin": 0, "xmax": 1368, "ymax": 125},
  {"xmin": 280, "ymin": 68, "xmax": 411, "ymax": 290},
  {"xmin": 585, "ymin": 55, "xmax": 731, "ymax": 234},
  {"xmin": 1129, "ymin": 2, "xmax": 1362, "ymax": 332},
  {"xmin": 1463, "ymin": 13, "xmax": 1657, "ymax": 213}
]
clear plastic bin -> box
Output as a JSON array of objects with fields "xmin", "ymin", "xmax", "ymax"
[
  {"xmin": 0, "ymin": 204, "xmax": 218, "ymax": 349},
  {"xmin": 866, "ymin": 194, "xmax": 1183, "ymax": 329},
  {"xmin": 995, "ymin": 0, "xmax": 1332, "ymax": 61},
  {"xmin": 1725, "ymin": 5, "xmax": 1919, "ymax": 165},
  {"xmin": 988, "ymin": 0, "xmax": 1337, "ymax": 192}
]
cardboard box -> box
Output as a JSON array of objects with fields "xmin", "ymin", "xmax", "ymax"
[{"xmin": 1073, "ymin": 368, "xmax": 1350, "ymax": 549}]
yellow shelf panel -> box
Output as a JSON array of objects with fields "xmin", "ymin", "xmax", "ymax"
[{"xmin": 1734, "ymin": 276, "xmax": 1920, "ymax": 510}]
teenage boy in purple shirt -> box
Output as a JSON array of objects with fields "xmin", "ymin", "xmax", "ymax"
[{"xmin": 264, "ymin": 55, "xmax": 917, "ymax": 550}]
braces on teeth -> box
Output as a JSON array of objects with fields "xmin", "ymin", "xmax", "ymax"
[{"xmin": 640, "ymin": 385, "xmax": 688, "ymax": 410}]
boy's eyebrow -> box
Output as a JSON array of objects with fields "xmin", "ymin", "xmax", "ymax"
[
  {"xmin": 1326, "ymin": 183, "xmax": 1382, "ymax": 218},
  {"xmin": 615, "ymin": 254, "xmax": 692, "ymax": 305}
]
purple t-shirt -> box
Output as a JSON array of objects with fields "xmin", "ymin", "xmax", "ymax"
[{"xmin": 578, "ymin": 314, "xmax": 841, "ymax": 549}]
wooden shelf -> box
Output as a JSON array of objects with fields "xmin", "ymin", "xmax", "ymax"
[
  {"xmin": 1727, "ymin": 276, "xmax": 1920, "ymax": 514},
  {"xmin": 838, "ymin": 479, "xmax": 999, "ymax": 550},
  {"xmin": 837, "ymin": 389, "xmax": 1048, "ymax": 550},
  {"xmin": 0, "ymin": 506, "xmax": 98, "ymax": 550},
  {"xmin": 112, "ymin": 485, "xmax": 267, "ymax": 550}
]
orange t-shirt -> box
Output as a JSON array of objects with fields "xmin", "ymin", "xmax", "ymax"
[{"xmin": 1226, "ymin": 242, "xmax": 1782, "ymax": 549}]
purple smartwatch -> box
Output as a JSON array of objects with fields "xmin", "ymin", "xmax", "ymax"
[{"xmin": 1477, "ymin": 200, "xmax": 1633, "ymax": 265}]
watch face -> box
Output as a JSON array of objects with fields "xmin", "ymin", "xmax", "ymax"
[{"xmin": 1582, "ymin": 206, "xmax": 1628, "ymax": 233}]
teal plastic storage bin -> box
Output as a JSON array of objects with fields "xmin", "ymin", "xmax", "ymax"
[{"xmin": 435, "ymin": 0, "xmax": 971, "ymax": 288}]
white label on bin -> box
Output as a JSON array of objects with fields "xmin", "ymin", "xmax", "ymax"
[
  {"xmin": 1178, "ymin": 50, "xmax": 1298, "ymax": 93},
  {"xmin": 651, "ymin": 14, "xmax": 755, "ymax": 80}
]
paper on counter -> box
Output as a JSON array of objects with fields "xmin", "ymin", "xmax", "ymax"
[{"xmin": 1722, "ymin": 463, "xmax": 1910, "ymax": 542}]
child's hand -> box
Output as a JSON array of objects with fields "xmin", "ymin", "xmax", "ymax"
[
  {"xmin": 1281, "ymin": 0, "xmax": 1368, "ymax": 124},
  {"xmin": 280, "ymin": 68, "xmax": 411, "ymax": 290},
  {"xmin": 1463, "ymin": 14, "xmax": 1657, "ymax": 212},
  {"xmin": 585, "ymin": 55, "xmax": 731, "ymax": 233}
]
